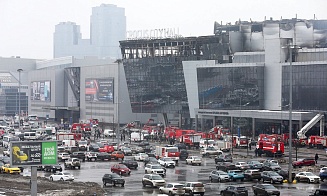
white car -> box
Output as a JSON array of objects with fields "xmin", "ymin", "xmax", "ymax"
[
  {"xmin": 320, "ymin": 167, "xmax": 327, "ymax": 173},
  {"xmin": 49, "ymin": 172, "xmax": 74, "ymax": 181},
  {"xmin": 134, "ymin": 153, "xmax": 149, "ymax": 161},
  {"xmin": 145, "ymin": 164, "xmax": 166, "ymax": 176},
  {"xmin": 186, "ymin": 156, "xmax": 202, "ymax": 166},
  {"xmin": 58, "ymin": 153, "xmax": 70, "ymax": 161},
  {"xmin": 103, "ymin": 129, "xmax": 116, "ymax": 137},
  {"xmin": 200, "ymin": 147, "xmax": 223, "ymax": 157},
  {"xmin": 158, "ymin": 157, "xmax": 176, "ymax": 168},
  {"xmin": 235, "ymin": 161, "xmax": 250, "ymax": 170},
  {"xmin": 295, "ymin": 172, "xmax": 320, "ymax": 183},
  {"xmin": 159, "ymin": 183, "xmax": 185, "ymax": 195}
]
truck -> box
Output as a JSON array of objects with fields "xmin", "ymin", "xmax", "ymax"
[
  {"xmin": 56, "ymin": 133, "xmax": 82, "ymax": 141},
  {"xmin": 62, "ymin": 140, "xmax": 76, "ymax": 147},
  {"xmin": 155, "ymin": 146, "xmax": 180, "ymax": 162},
  {"xmin": 130, "ymin": 131, "xmax": 143, "ymax": 142},
  {"xmin": 257, "ymin": 139, "xmax": 284, "ymax": 157},
  {"xmin": 180, "ymin": 133, "xmax": 201, "ymax": 149},
  {"xmin": 232, "ymin": 136, "xmax": 248, "ymax": 148},
  {"xmin": 70, "ymin": 123, "xmax": 92, "ymax": 133}
]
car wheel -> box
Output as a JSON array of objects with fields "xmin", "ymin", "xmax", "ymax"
[
  {"xmin": 209, "ymin": 177, "xmax": 213, "ymax": 182},
  {"xmin": 254, "ymin": 191, "xmax": 257, "ymax": 196},
  {"xmin": 119, "ymin": 171, "xmax": 122, "ymax": 175},
  {"xmin": 206, "ymin": 153, "xmax": 209, "ymax": 156},
  {"xmin": 142, "ymin": 182, "xmax": 146, "ymax": 187},
  {"xmin": 50, "ymin": 177, "xmax": 53, "ymax": 181},
  {"xmin": 77, "ymin": 166, "xmax": 80, "ymax": 170},
  {"xmin": 307, "ymin": 178, "xmax": 310, "ymax": 183},
  {"xmin": 113, "ymin": 183, "xmax": 116, "ymax": 187},
  {"xmin": 189, "ymin": 191, "xmax": 194, "ymax": 196},
  {"xmin": 200, "ymin": 193, "xmax": 204, "ymax": 196},
  {"xmin": 151, "ymin": 183, "xmax": 154, "ymax": 188},
  {"xmin": 295, "ymin": 177, "xmax": 299, "ymax": 182},
  {"xmin": 169, "ymin": 192, "xmax": 173, "ymax": 196},
  {"xmin": 60, "ymin": 178, "xmax": 64, "ymax": 181},
  {"xmin": 232, "ymin": 194, "xmax": 236, "ymax": 196},
  {"xmin": 121, "ymin": 183, "xmax": 124, "ymax": 187},
  {"xmin": 199, "ymin": 163, "xmax": 201, "ymax": 166},
  {"xmin": 218, "ymin": 178, "xmax": 221, "ymax": 183},
  {"xmin": 221, "ymin": 193, "xmax": 225, "ymax": 196}
]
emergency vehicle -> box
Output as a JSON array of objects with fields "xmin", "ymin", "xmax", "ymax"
[
  {"xmin": 257, "ymin": 135, "xmax": 284, "ymax": 157},
  {"xmin": 180, "ymin": 133, "xmax": 201, "ymax": 149},
  {"xmin": 155, "ymin": 146, "xmax": 180, "ymax": 162},
  {"xmin": 56, "ymin": 133, "xmax": 82, "ymax": 141}
]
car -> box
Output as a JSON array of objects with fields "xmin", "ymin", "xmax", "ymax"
[
  {"xmin": 179, "ymin": 149, "xmax": 189, "ymax": 160},
  {"xmin": 144, "ymin": 157, "xmax": 159, "ymax": 165},
  {"xmin": 1, "ymin": 164, "xmax": 21, "ymax": 174},
  {"xmin": 49, "ymin": 172, "xmax": 74, "ymax": 181},
  {"xmin": 235, "ymin": 161, "xmax": 250, "ymax": 170},
  {"xmin": 215, "ymin": 154, "xmax": 233, "ymax": 163},
  {"xmin": 261, "ymin": 171, "xmax": 284, "ymax": 184},
  {"xmin": 64, "ymin": 158, "xmax": 81, "ymax": 169},
  {"xmin": 159, "ymin": 183, "xmax": 185, "ymax": 196},
  {"xmin": 244, "ymin": 169, "xmax": 262, "ymax": 181},
  {"xmin": 209, "ymin": 170, "xmax": 230, "ymax": 182},
  {"xmin": 102, "ymin": 173, "xmax": 125, "ymax": 187},
  {"xmin": 138, "ymin": 141, "xmax": 150, "ymax": 147},
  {"xmin": 246, "ymin": 160, "xmax": 263, "ymax": 170},
  {"xmin": 43, "ymin": 164, "xmax": 63, "ymax": 173},
  {"xmin": 295, "ymin": 172, "xmax": 320, "ymax": 183},
  {"xmin": 276, "ymin": 169, "xmax": 296, "ymax": 181},
  {"xmin": 103, "ymin": 129, "xmax": 116, "ymax": 137},
  {"xmin": 121, "ymin": 158, "xmax": 138, "ymax": 169},
  {"xmin": 174, "ymin": 143, "xmax": 187, "ymax": 150},
  {"xmin": 58, "ymin": 152, "xmax": 70, "ymax": 161},
  {"xmin": 319, "ymin": 171, "xmax": 327, "ymax": 181},
  {"xmin": 227, "ymin": 170, "xmax": 245, "ymax": 181},
  {"xmin": 216, "ymin": 162, "xmax": 238, "ymax": 172},
  {"xmin": 220, "ymin": 186, "xmax": 248, "ymax": 196},
  {"xmin": 70, "ymin": 151, "xmax": 86, "ymax": 162},
  {"xmin": 96, "ymin": 152, "xmax": 111, "ymax": 161},
  {"xmin": 77, "ymin": 140, "xmax": 88, "ymax": 151},
  {"xmin": 200, "ymin": 147, "xmax": 223, "ymax": 157},
  {"xmin": 121, "ymin": 147, "xmax": 133, "ymax": 156},
  {"xmin": 111, "ymin": 151, "xmax": 125, "ymax": 160},
  {"xmin": 158, "ymin": 157, "xmax": 176, "ymax": 168},
  {"xmin": 85, "ymin": 151, "xmax": 97, "ymax": 161},
  {"xmin": 320, "ymin": 167, "xmax": 327, "ymax": 173},
  {"xmin": 142, "ymin": 174, "xmax": 166, "ymax": 188},
  {"xmin": 186, "ymin": 156, "xmax": 202, "ymax": 166},
  {"xmin": 310, "ymin": 189, "xmax": 327, "ymax": 196},
  {"xmin": 111, "ymin": 164, "xmax": 131, "ymax": 175},
  {"xmin": 252, "ymin": 184, "xmax": 280, "ymax": 196},
  {"xmin": 145, "ymin": 164, "xmax": 166, "ymax": 176},
  {"xmin": 134, "ymin": 153, "xmax": 149, "ymax": 161},
  {"xmin": 262, "ymin": 162, "xmax": 281, "ymax": 171},
  {"xmin": 88, "ymin": 143, "xmax": 100, "ymax": 152},
  {"xmin": 292, "ymin": 158, "xmax": 315, "ymax": 168},
  {"xmin": 184, "ymin": 182, "xmax": 205, "ymax": 196}
]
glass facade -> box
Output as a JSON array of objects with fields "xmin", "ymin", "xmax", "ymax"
[
  {"xmin": 197, "ymin": 66, "xmax": 264, "ymax": 110},
  {"xmin": 0, "ymin": 88, "xmax": 28, "ymax": 116},
  {"xmin": 282, "ymin": 64, "xmax": 327, "ymax": 110}
]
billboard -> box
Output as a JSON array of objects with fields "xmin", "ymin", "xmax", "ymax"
[
  {"xmin": 10, "ymin": 141, "xmax": 57, "ymax": 166},
  {"xmin": 30, "ymin": 81, "xmax": 51, "ymax": 101},
  {"xmin": 85, "ymin": 78, "xmax": 114, "ymax": 102}
]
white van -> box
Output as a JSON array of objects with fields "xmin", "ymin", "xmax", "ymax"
[
  {"xmin": 130, "ymin": 132, "xmax": 143, "ymax": 142},
  {"xmin": 104, "ymin": 129, "xmax": 116, "ymax": 137},
  {"xmin": 2, "ymin": 135, "xmax": 20, "ymax": 148},
  {"xmin": 27, "ymin": 115, "xmax": 38, "ymax": 121},
  {"xmin": 24, "ymin": 132, "xmax": 36, "ymax": 140}
]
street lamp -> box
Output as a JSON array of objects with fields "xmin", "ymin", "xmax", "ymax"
[{"xmin": 17, "ymin": 69, "xmax": 23, "ymax": 130}]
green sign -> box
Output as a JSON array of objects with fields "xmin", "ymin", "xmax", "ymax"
[{"xmin": 10, "ymin": 141, "xmax": 57, "ymax": 166}]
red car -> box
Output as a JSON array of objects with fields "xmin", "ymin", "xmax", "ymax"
[
  {"xmin": 292, "ymin": 158, "xmax": 315, "ymax": 168},
  {"xmin": 98, "ymin": 144, "xmax": 115, "ymax": 153},
  {"xmin": 111, "ymin": 164, "xmax": 131, "ymax": 175}
]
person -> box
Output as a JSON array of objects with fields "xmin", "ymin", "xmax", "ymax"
[
  {"xmin": 315, "ymin": 153, "xmax": 319, "ymax": 164},
  {"xmin": 255, "ymin": 148, "xmax": 258, "ymax": 157},
  {"xmin": 249, "ymin": 143, "xmax": 252, "ymax": 150}
]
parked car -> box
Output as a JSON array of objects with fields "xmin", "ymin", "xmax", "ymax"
[
  {"xmin": 85, "ymin": 151, "xmax": 97, "ymax": 161},
  {"xmin": 145, "ymin": 164, "xmax": 166, "ymax": 176},
  {"xmin": 88, "ymin": 143, "xmax": 100, "ymax": 152},
  {"xmin": 43, "ymin": 164, "xmax": 63, "ymax": 173},
  {"xmin": 179, "ymin": 149, "xmax": 189, "ymax": 160},
  {"xmin": 220, "ymin": 186, "xmax": 248, "ymax": 196},
  {"xmin": 138, "ymin": 141, "xmax": 150, "ymax": 147},
  {"xmin": 295, "ymin": 172, "xmax": 320, "ymax": 183},
  {"xmin": 184, "ymin": 182, "xmax": 205, "ymax": 196},
  {"xmin": 261, "ymin": 171, "xmax": 284, "ymax": 184},
  {"xmin": 111, "ymin": 164, "xmax": 131, "ymax": 175},
  {"xmin": 174, "ymin": 143, "xmax": 187, "ymax": 150},
  {"xmin": 186, "ymin": 156, "xmax": 202, "ymax": 166},
  {"xmin": 102, "ymin": 173, "xmax": 125, "ymax": 187},
  {"xmin": 142, "ymin": 174, "xmax": 166, "ymax": 187},
  {"xmin": 49, "ymin": 172, "xmax": 74, "ymax": 181},
  {"xmin": 246, "ymin": 160, "xmax": 263, "ymax": 170},
  {"xmin": 276, "ymin": 169, "xmax": 295, "ymax": 181},
  {"xmin": 58, "ymin": 152, "xmax": 70, "ymax": 161},
  {"xmin": 200, "ymin": 147, "xmax": 222, "ymax": 157},
  {"xmin": 244, "ymin": 169, "xmax": 262, "ymax": 181},
  {"xmin": 235, "ymin": 161, "xmax": 250, "ymax": 170},
  {"xmin": 134, "ymin": 153, "xmax": 149, "ymax": 161},
  {"xmin": 70, "ymin": 151, "xmax": 86, "ymax": 162},
  {"xmin": 227, "ymin": 170, "xmax": 245, "ymax": 181},
  {"xmin": 209, "ymin": 170, "xmax": 230, "ymax": 182},
  {"xmin": 1, "ymin": 164, "xmax": 21, "ymax": 174},
  {"xmin": 262, "ymin": 162, "xmax": 281, "ymax": 171},
  {"xmin": 252, "ymin": 184, "xmax": 280, "ymax": 196},
  {"xmin": 319, "ymin": 171, "xmax": 327, "ymax": 182},
  {"xmin": 310, "ymin": 189, "xmax": 327, "ymax": 196},
  {"xmin": 216, "ymin": 162, "xmax": 238, "ymax": 172},
  {"xmin": 121, "ymin": 147, "xmax": 132, "ymax": 156},
  {"xmin": 144, "ymin": 157, "xmax": 159, "ymax": 165},
  {"xmin": 292, "ymin": 158, "xmax": 315, "ymax": 168},
  {"xmin": 121, "ymin": 158, "xmax": 138, "ymax": 169},
  {"xmin": 96, "ymin": 152, "xmax": 111, "ymax": 161},
  {"xmin": 159, "ymin": 183, "xmax": 185, "ymax": 196},
  {"xmin": 64, "ymin": 158, "xmax": 81, "ymax": 170},
  {"xmin": 158, "ymin": 157, "xmax": 176, "ymax": 168},
  {"xmin": 111, "ymin": 151, "xmax": 125, "ymax": 160},
  {"xmin": 215, "ymin": 154, "xmax": 233, "ymax": 163},
  {"xmin": 320, "ymin": 167, "xmax": 327, "ymax": 173}
]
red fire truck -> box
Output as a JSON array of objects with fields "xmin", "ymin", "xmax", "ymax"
[
  {"xmin": 71, "ymin": 123, "xmax": 92, "ymax": 133},
  {"xmin": 308, "ymin": 135, "xmax": 327, "ymax": 149},
  {"xmin": 180, "ymin": 133, "xmax": 201, "ymax": 149},
  {"xmin": 257, "ymin": 135, "xmax": 284, "ymax": 157},
  {"xmin": 155, "ymin": 146, "xmax": 180, "ymax": 162}
]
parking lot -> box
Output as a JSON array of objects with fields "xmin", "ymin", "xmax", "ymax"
[{"xmin": 11, "ymin": 140, "xmax": 327, "ymax": 196}]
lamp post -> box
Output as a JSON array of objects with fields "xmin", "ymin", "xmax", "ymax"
[{"xmin": 17, "ymin": 69, "xmax": 23, "ymax": 130}]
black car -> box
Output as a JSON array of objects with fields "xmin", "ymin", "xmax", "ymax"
[
  {"xmin": 43, "ymin": 164, "xmax": 63, "ymax": 173},
  {"xmin": 221, "ymin": 186, "xmax": 248, "ymax": 196},
  {"xmin": 216, "ymin": 162, "xmax": 238, "ymax": 172},
  {"xmin": 252, "ymin": 184, "xmax": 280, "ymax": 196},
  {"xmin": 138, "ymin": 141, "xmax": 150, "ymax": 147},
  {"xmin": 174, "ymin": 143, "xmax": 187, "ymax": 150},
  {"xmin": 96, "ymin": 152, "xmax": 111, "ymax": 161},
  {"xmin": 121, "ymin": 159, "xmax": 138, "ymax": 169},
  {"xmin": 179, "ymin": 149, "xmax": 189, "ymax": 160},
  {"xmin": 215, "ymin": 154, "xmax": 233, "ymax": 164},
  {"xmin": 276, "ymin": 169, "xmax": 295, "ymax": 181},
  {"xmin": 102, "ymin": 173, "xmax": 125, "ymax": 187},
  {"xmin": 88, "ymin": 143, "xmax": 100, "ymax": 152},
  {"xmin": 144, "ymin": 157, "xmax": 159, "ymax": 165},
  {"xmin": 70, "ymin": 151, "xmax": 86, "ymax": 161}
]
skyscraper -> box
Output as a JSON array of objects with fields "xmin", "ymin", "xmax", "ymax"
[{"xmin": 54, "ymin": 4, "xmax": 126, "ymax": 59}]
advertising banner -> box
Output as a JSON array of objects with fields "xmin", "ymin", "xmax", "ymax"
[
  {"xmin": 85, "ymin": 78, "xmax": 114, "ymax": 103},
  {"xmin": 30, "ymin": 81, "xmax": 51, "ymax": 102},
  {"xmin": 10, "ymin": 141, "xmax": 57, "ymax": 166}
]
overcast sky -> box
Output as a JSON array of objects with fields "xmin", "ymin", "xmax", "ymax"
[{"xmin": 0, "ymin": 0, "xmax": 326, "ymax": 59}]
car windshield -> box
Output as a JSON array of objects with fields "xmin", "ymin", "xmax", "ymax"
[
  {"xmin": 263, "ymin": 184, "xmax": 276, "ymax": 189},
  {"xmin": 305, "ymin": 173, "xmax": 314, "ymax": 176},
  {"xmin": 163, "ymin": 158, "xmax": 172, "ymax": 161},
  {"xmin": 252, "ymin": 161, "xmax": 261, "ymax": 164},
  {"xmin": 79, "ymin": 141, "xmax": 87, "ymax": 144},
  {"xmin": 152, "ymin": 165, "xmax": 162, "ymax": 169},
  {"xmin": 174, "ymin": 185, "xmax": 184, "ymax": 188},
  {"xmin": 152, "ymin": 175, "xmax": 163, "ymax": 180},
  {"xmin": 269, "ymin": 172, "xmax": 279, "ymax": 176},
  {"xmin": 119, "ymin": 165, "xmax": 128, "ymax": 168},
  {"xmin": 112, "ymin": 173, "xmax": 121, "ymax": 178},
  {"xmin": 270, "ymin": 162, "xmax": 279, "ymax": 166},
  {"xmin": 166, "ymin": 148, "xmax": 178, "ymax": 153},
  {"xmin": 63, "ymin": 172, "xmax": 71, "ymax": 175}
]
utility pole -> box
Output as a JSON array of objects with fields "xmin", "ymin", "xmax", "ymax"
[{"xmin": 17, "ymin": 69, "xmax": 23, "ymax": 130}]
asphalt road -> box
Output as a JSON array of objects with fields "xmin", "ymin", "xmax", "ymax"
[{"xmin": 21, "ymin": 142, "xmax": 327, "ymax": 196}]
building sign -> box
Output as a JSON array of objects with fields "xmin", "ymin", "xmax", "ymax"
[
  {"xmin": 85, "ymin": 78, "xmax": 114, "ymax": 103},
  {"xmin": 30, "ymin": 81, "xmax": 51, "ymax": 102},
  {"xmin": 127, "ymin": 28, "xmax": 182, "ymax": 40},
  {"xmin": 10, "ymin": 141, "xmax": 57, "ymax": 166}
]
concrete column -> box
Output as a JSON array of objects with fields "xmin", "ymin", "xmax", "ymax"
[
  {"xmin": 31, "ymin": 166, "xmax": 37, "ymax": 196},
  {"xmin": 320, "ymin": 116, "xmax": 325, "ymax": 136},
  {"xmin": 252, "ymin": 118, "xmax": 255, "ymax": 140},
  {"xmin": 195, "ymin": 115, "xmax": 198, "ymax": 131},
  {"xmin": 201, "ymin": 116, "xmax": 204, "ymax": 132}
]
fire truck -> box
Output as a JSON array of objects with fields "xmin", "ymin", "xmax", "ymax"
[
  {"xmin": 155, "ymin": 146, "xmax": 180, "ymax": 162},
  {"xmin": 180, "ymin": 133, "xmax": 201, "ymax": 149},
  {"xmin": 257, "ymin": 135, "xmax": 284, "ymax": 157},
  {"xmin": 71, "ymin": 123, "xmax": 92, "ymax": 133},
  {"xmin": 308, "ymin": 135, "xmax": 327, "ymax": 149},
  {"xmin": 56, "ymin": 133, "xmax": 82, "ymax": 141},
  {"xmin": 297, "ymin": 113, "xmax": 325, "ymax": 148}
]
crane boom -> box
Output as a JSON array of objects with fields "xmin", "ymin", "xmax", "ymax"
[{"xmin": 297, "ymin": 113, "xmax": 324, "ymax": 139}]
